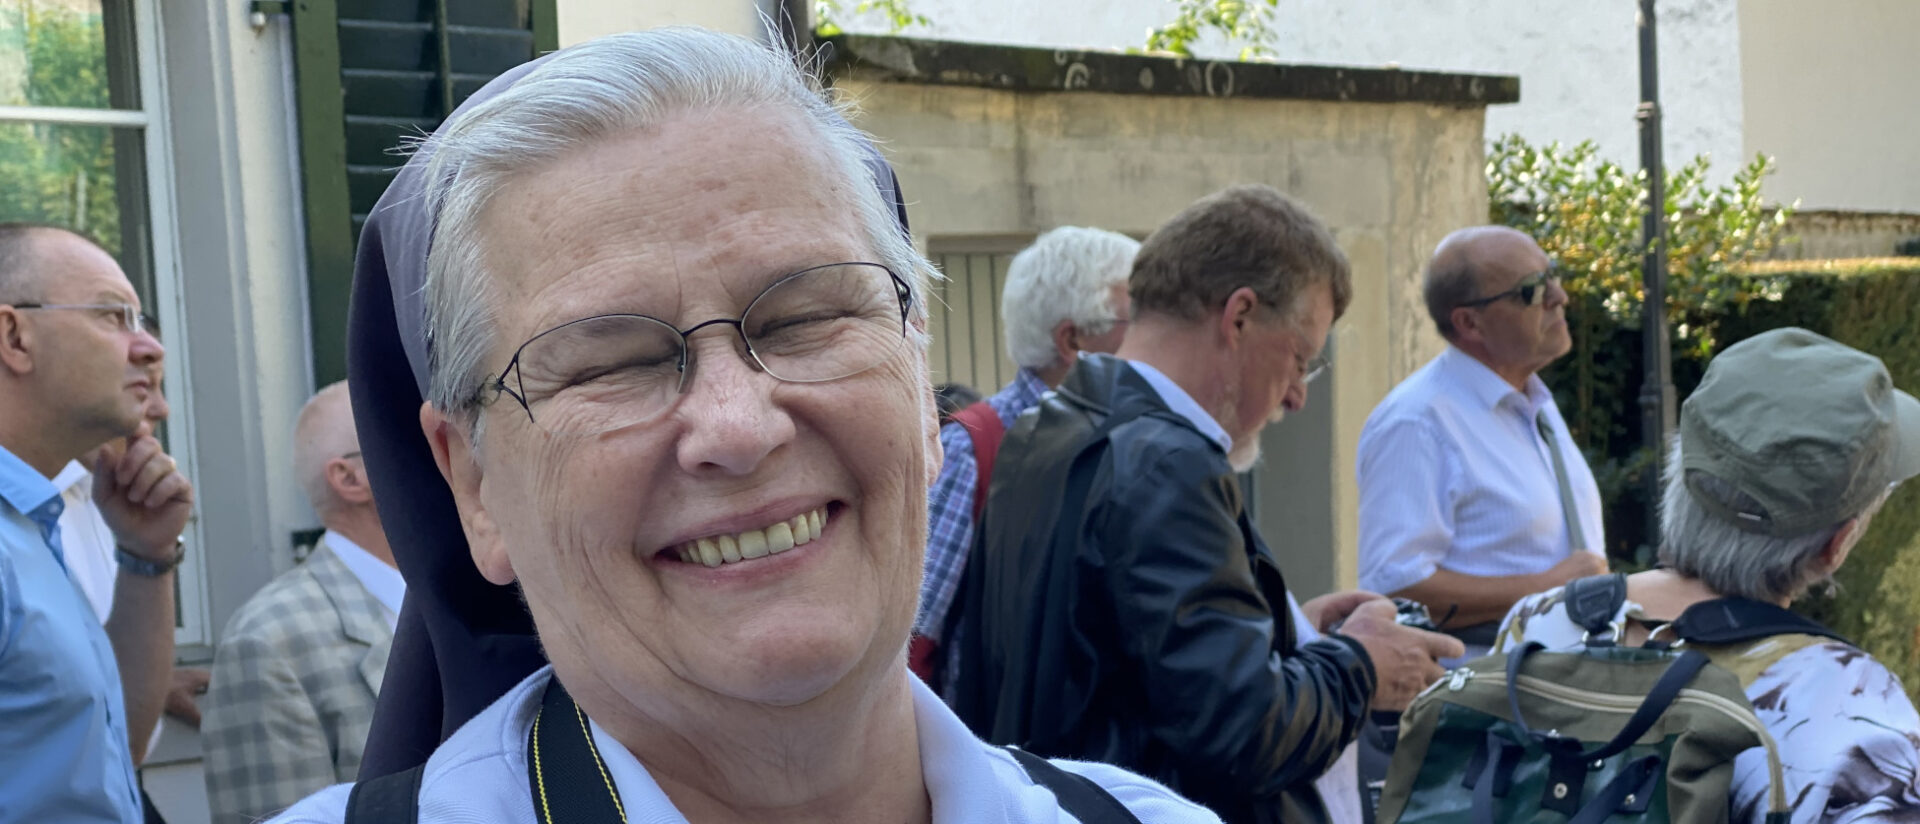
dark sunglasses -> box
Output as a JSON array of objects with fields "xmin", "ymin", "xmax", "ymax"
[{"xmin": 1457, "ymin": 267, "xmax": 1563, "ymax": 309}]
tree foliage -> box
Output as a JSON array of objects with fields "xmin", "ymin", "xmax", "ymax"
[
  {"xmin": 813, "ymin": 0, "xmax": 932, "ymax": 38},
  {"xmin": 0, "ymin": 4, "xmax": 122, "ymax": 254},
  {"xmin": 1143, "ymin": 0, "xmax": 1280, "ymax": 59}
]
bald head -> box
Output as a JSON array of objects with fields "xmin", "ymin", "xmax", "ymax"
[
  {"xmin": 1423, "ymin": 225, "xmax": 1544, "ymax": 340},
  {"xmin": 0, "ymin": 223, "xmax": 107, "ymax": 300},
  {"xmin": 293, "ymin": 381, "xmax": 361, "ymax": 519}
]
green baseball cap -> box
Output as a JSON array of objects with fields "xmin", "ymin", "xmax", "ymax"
[{"xmin": 1679, "ymin": 327, "xmax": 1920, "ymax": 537}]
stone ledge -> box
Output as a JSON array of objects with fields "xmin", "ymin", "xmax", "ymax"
[{"xmin": 824, "ymin": 34, "xmax": 1520, "ymax": 107}]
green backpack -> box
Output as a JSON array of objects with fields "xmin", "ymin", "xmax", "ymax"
[{"xmin": 1376, "ymin": 574, "xmax": 1846, "ymax": 824}]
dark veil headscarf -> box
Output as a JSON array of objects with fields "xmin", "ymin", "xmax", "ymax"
[{"xmin": 347, "ymin": 51, "xmax": 913, "ymax": 779}]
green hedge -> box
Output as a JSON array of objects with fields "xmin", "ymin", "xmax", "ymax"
[{"xmin": 1544, "ymin": 259, "xmax": 1920, "ymax": 697}]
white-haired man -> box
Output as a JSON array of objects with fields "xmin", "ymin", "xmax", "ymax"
[
  {"xmin": 914, "ymin": 226, "xmax": 1137, "ymax": 682},
  {"xmin": 201, "ymin": 381, "xmax": 401, "ymax": 824},
  {"xmin": 267, "ymin": 29, "xmax": 1215, "ymax": 823},
  {"xmin": 1497, "ymin": 327, "xmax": 1920, "ymax": 822}
]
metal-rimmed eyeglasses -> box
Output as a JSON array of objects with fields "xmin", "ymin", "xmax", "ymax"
[
  {"xmin": 1456, "ymin": 266, "xmax": 1564, "ymax": 309},
  {"xmin": 477, "ymin": 262, "xmax": 913, "ymax": 436},
  {"xmin": 10, "ymin": 302, "xmax": 155, "ymax": 335}
]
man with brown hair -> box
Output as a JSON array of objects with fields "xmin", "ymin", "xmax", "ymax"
[{"xmin": 951, "ymin": 185, "xmax": 1461, "ymax": 824}]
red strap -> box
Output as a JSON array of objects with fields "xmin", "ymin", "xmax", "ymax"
[
  {"xmin": 907, "ymin": 634, "xmax": 939, "ymax": 683},
  {"xmin": 949, "ymin": 401, "xmax": 1007, "ymax": 520}
]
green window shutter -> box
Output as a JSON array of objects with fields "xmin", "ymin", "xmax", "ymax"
[{"xmin": 285, "ymin": 0, "xmax": 549, "ymax": 387}]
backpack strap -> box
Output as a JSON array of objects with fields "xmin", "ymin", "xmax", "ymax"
[
  {"xmin": 1004, "ymin": 746, "xmax": 1143, "ymax": 824},
  {"xmin": 1561, "ymin": 573, "xmax": 1628, "ymax": 643},
  {"xmin": 344, "ymin": 764, "xmax": 425, "ymax": 824},
  {"xmin": 1670, "ymin": 597, "xmax": 1849, "ymax": 646},
  {"xmin": 951, "ymin": 401, "xmax": 1008, "ymax": 519}
]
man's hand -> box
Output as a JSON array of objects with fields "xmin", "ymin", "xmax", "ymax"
[
  {"xmin": 92, "ymin": 433, "xmax": 194, "ymax": 561},
  {"xmin": 165, "ymin": 667, "xmax": 211, "ymax": 728},
  {"xmin": 1301, "ymin": 589, "xmax": 1386, "ymax": 634},
  {"xmin": 1539, "ymin": 551, "xmax": 1610, "ymax": 590},
  {"xmin": 1335, "ymin": 599, "xmax": 1464, "ymax": 712}
]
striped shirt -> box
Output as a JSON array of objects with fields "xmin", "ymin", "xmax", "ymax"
[{"xmin": 1356, "ymin": 346, "xmax": 1603, "ymax": 597}]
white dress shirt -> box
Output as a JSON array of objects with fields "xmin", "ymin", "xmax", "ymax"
[
  {"xmin": 322, "ymin": 530, "xmax": 405, "ymax": 631},
  {"xmin": 1356, "ymin": 346, "xmax": 1604, "ymax": 598},
  {"xmin": 52, "ymin": 460, "xmax": 117, "ymax": 622},
  {"xmin": 266, "ymin": 667, "xmax": 1220, "ymax": 823},
  {"xmin": 1131, "ymin": 358, "xmax": 1362, "ymax": 823}
]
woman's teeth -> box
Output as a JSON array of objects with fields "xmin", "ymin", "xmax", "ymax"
[{"xmin": 675, "ymin": 507, "xmax": 828, "ymax": 568}]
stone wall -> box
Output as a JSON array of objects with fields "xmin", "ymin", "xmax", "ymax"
[
  {"xmin": 1770, "ymin": 210, "xmax": 1920, "ymax": 260},
  {"xmin": 834, "ymin": 38, "xmax": 1506, "ymax": 594}
]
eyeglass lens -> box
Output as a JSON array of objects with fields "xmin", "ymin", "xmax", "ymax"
[{"xmin": 506, "ymin": 263, "xmax": 906, "ymax": 435}]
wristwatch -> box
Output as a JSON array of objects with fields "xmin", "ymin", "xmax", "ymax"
[{"xmin": 116, "ymin": 538, "xmax": 186, "ymax": 577}]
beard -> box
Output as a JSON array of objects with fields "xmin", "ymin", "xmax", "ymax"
[{"xmin": 1228, "ymin": 435, "xmax": 1263, "ymax": 473}]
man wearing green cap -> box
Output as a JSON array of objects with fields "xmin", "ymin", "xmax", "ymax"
[{"xmin": 1495, "ymin": 326, "xmax": 1920, "ymax": 823}]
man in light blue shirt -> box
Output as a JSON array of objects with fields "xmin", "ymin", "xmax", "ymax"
[{"xmin": 0, "ymin": 223, "xmax": 197, "ymax": 823}]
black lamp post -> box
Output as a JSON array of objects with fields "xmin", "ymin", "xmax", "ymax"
[{"xmin": 1636, "ymin": 0, "xmax": 1676, "ymax": 553}]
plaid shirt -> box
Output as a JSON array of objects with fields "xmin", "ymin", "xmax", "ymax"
[
  {"xmin": 917, "ymin": 369, "xmax": 1051, "ymax": 642},
  {"xmin": 201, "ymin": 541, "xmax": 392, "ymax": 824}
]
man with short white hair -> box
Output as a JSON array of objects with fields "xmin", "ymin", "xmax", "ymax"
[
  {"xmin": 1358, "ymin": 226, "xmax": 1608, "ymax": 656},
  {"xmin": 915, "ymin": 226, "xmax": 1136, "ymax": 682},
  {"xmin": 202, "ymin": 381, "xmax": 402, "ymax": 824}
]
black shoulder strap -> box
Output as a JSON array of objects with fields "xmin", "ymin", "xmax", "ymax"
[
  {"xmin": 528, "ymin": 678, "xmax": 629, "ymax": 824},
  {"xmin": 343, "ymin": 763, "xmax": 425, "ymax": 824},
  {"xmin": 1671, "ymin": 597, "xmax": 1850, "ymax": 646},
  {"xmin": 1562, "ymin": 573, "xmax": 1628, "ymax": 641},
  {"xmin": 1004, "ymin": 746, "xmax": 1143, "ymax": 824}
]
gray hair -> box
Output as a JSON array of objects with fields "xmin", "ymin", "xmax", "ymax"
[
  {"xmin": 1422, "ymin": 251, "xmax": 1477, "ymax": 340},
  {"xmin": 1658, "ymin": 438, "xmax": 1892, "ymax": 604},
  {"xmin": 1000, "ymin": 227, "xmax": 1138, "ymax": 371},
  {"xmin": 416, "ymin": 28, "xmax": 934, "ymax": 435},
  {"xmin": 293, "ymin": 381, "xmax": 359, "ymax": 519}
]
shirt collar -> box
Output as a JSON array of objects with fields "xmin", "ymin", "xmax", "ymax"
[
  {"xmin": 584, "ymin": 675, "xmax": 1028, "ymax": 821},
  {"xmin": 324, "ymin": 529, "xmax": 406, "ymax": 626},
  {"xmin": 1125, "ymin": 360, "xmax": 1233, "ymax": 453},
  {"xmin": 1440, "ymin": 346, "xmax": 1551, "ymax": 414},
  {"xmin": 0, "ymin": 442, "xmax": 62, "ymax": 527},
  {"xmin": 1007, "ymin": 368, "xmax": 1050, "ymax": 408},
  {"xmin": 51, "ymin": 459, "xmax": 91, "ymax": 495}
]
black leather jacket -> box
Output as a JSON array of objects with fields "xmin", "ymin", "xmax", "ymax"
[{"xmin": 949, "ymin": 355, "xmax": 1377, "ymax": 824}]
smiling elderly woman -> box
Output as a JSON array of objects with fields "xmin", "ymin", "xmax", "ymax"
[{"xmin": 268, "ymin": 28, "xmax": 1217, "ymax": 824}]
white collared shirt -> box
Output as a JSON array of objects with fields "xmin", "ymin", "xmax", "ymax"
[
  {"xmin": 266, "ymin": 667, "xmax": 1220, "ymax": 823},
  {"xmin": 1128, "ymin": 358, "xmax": 1362, "ymax": 823},
  {"xmin": 52, "ymin": 460, "xmax": 117, "ymax": 623},
  {"xmin": 323, "ymin": 530, "xmax": 405, "ymax": 630},
  {"xmin": 1356, "ymin": 346, "xmax": 1605, "ymax": 597}
]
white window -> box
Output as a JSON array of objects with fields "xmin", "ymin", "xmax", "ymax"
[{"xmin": 1, "ymin": 0, "xmax": 205, "ymax": 647}]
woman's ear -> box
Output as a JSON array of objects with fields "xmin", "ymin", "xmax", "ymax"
[{"xmin": 420, "ymin": 402, "xmax": 515, "ymax": 585}]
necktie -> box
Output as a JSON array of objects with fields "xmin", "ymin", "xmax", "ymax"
[{"xmin": 1536, "ymin": 412, "xmax": 1588, "ymax": 551}]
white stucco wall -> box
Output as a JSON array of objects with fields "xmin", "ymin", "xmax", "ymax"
[
  {"xmin": 1740, "ymin": 0, "xmax": 1920, "ymax": 212},
  {"xmin": 558, "ymin": 0, "xmax": 764, "ymax": 45},
  {"xmin": 843, "ymin": 0, "xmax": 1746, "ymax": 180}
]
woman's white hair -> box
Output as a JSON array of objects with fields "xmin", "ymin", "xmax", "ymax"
[
  {"xmin": 415, "ymin": 28, "xmax": 934, "ymax": 433},
  {"xmin": 999, "ymin": 226, "xmax": 1139, "ymax": 371},
  {"xmin": 1658, "ymin": 438, "xmax": 1892, "ymax": 604}
]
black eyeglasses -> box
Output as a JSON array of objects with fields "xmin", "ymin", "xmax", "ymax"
[
  {"xmin": 1456, "ymin": 267, "xmax": 1563, "ymax": 309},
  {"xmin": 479, "ymin": 262, "xmax": 914, "ymax": 436}
]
